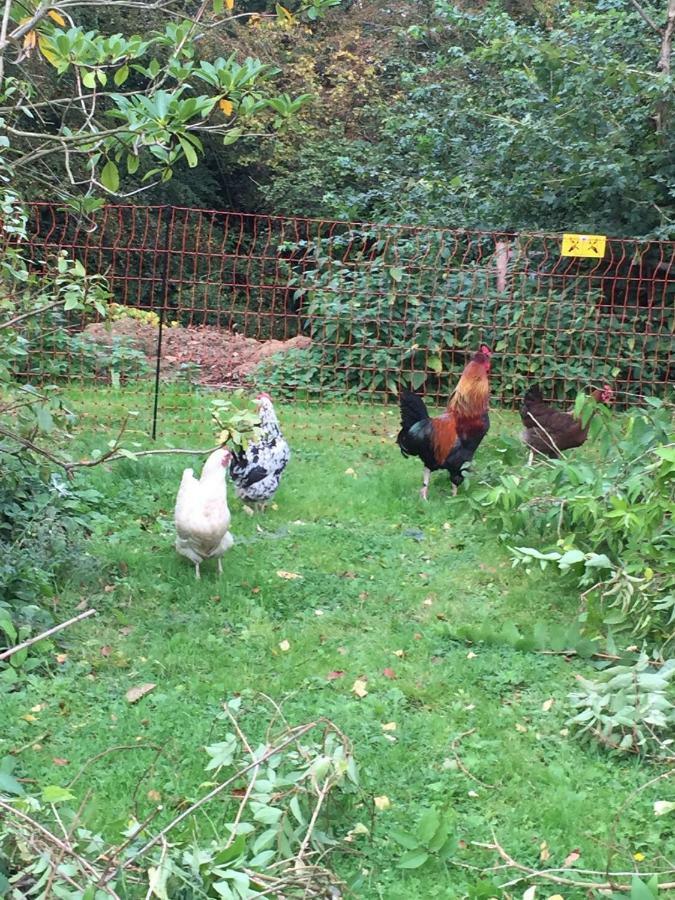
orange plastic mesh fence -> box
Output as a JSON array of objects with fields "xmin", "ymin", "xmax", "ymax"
[{"xmin": 4, "ymin": 202, "xmax": 673, "ymax": 439}]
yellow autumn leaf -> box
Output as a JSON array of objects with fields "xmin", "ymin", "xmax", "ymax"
[
  {"xmin": 541, "ymin": 698, "xmax": 554, "ymax": 712},
  {"xmin": 37, "ymin": 35, "xmax": 59, "ymax": 67},
  {"xmin": 219, "ymin": 98, "xmax": 234, "ymax": 116},
  {"xmin": 351, "ymin": 678, "xmax": 368, "ymax": 698},
  {"xmin": 374, "ymin": 795, "xmax": 391, "ymax": 810},
  {"xmin": 381, "ymin": 722, "xmax": 397, "ymax": 731},
  {"xmin": 540, "ymin": 840, "xmax": 550, "ymax": 862},
  {"xmin": 47, "ymin": 9, "xmax": 67, "ymax": 26},
  {"xmin": 634, "ymin": 851, "xmax": 645, "ymax": 861},
  {"xmin": 277, "ymin": 570, "xmax": 302, "ymax": 580},
  {"xmin": 276, "ymin": 3, "xmax": 294, "ymax": 23}
]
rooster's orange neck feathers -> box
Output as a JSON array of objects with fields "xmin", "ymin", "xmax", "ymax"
[{"xmin": 447, "ymin": 360, "xmax": 490, "ymax": 416}]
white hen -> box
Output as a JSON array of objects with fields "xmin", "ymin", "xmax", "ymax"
[{"xmin": 174, "ymin": 447, "xmax": 234, "ymax": 579}]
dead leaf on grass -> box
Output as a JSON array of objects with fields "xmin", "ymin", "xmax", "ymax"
[
  {"xmin": 373, "ymin": 795, "xmax": 391, "ymax": 810},
  {"xmin": 382, "ymin": 722, "xmax": 397, "ymax": 731},
  {"xmin": 276, "ymin": 570, "xmax": 302, "ymax": 580},
  {"xmin": 326, "ymin": 670, "xmax": 345, "ymax": 681},
  {"xmin": 393, "ymin": 649, "xmax": 405, "ymax": 658},
  {"xmin": 125, "ymin": 683, "xmax": 156, "ymax": 704},
  {"xmin": 278, "ymin": 639, "xmax": 291, "ymax": 652},
  {"xmin": 540, "ymin": 841, "xmax": 550, "ymax": 861},
  {"xmin": 541, "ymin": 698, "xmax": 555, "ymax": 712},
  {"xmin": 351, "ymin": 678, "xmax": 368, "ymax": 699},
  {"xmin": 563, "ymin": 849, "xmax": 580, "ymax": 867},
  {"xmin": 382, "ymin": 668, "xmax": 396, "ymax": 679},
  {"xmin": 100, "ymin": 646, "xmax": 112, "ymax": 657},
  {"xmin": 52, "ymin": 757, "xmax": 69, "ymax": 766}
]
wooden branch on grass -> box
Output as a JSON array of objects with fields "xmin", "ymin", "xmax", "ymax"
[
  {"xmin": 0, "ymin": 799, "xmax": 119, "ymax": 898},
  {"xmin": 106, "ymin": 720, "xmax": 321, "ymax": 883},
  {"xmin": 0, "ymin": 608, "xmax": 96, "ymax": 662},
  {"xmin": 0, "ymin": 402, "xmax": 220, "ymax": 477},
  {"xmin": 473, "ymin": 831, "xmax": 675, "ymax": 892}
]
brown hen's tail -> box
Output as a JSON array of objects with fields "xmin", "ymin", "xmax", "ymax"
[{"xmin": 523, "ymin": 384, "xmax": 544, "ymax": 404}]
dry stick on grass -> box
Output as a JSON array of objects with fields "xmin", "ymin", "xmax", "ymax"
[
  {"xmin": 605, "ymin": 769, "xmax": 675, "ymax": 879},
  {"xmin": 0, "ymin": 608, "xmax": 96, "ymax": 662},
  {"xmin": 97, "ymin": 806, "xmax": 164, "ymax": 874},
  {"xmin": 449, "ymin": 728, "xmax": 496, "ymax": 789},
  {"xmin": 221, "ymin": 705, "xmax": 262, "ymax": 851},
  {"xmin": 67, "ymin": 742, "xmax": 164, "ymax": 789},
  {"xmin": 472, "ymin": 831, "xmax": 675, "ymax": 892}
]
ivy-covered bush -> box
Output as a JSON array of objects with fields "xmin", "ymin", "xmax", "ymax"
[{"xmin": 256, "ymin": 231, "xmax": 672, "ymax": 403}]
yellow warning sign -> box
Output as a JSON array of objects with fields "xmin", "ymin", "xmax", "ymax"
[{"xmin": 561, "ymin": 233, "xmax": 607, "ymax": 258}]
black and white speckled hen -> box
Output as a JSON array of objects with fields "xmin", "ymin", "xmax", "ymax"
[{"xmin": 229, "ymin": 393, "xmax": 290, "ymax": 510}]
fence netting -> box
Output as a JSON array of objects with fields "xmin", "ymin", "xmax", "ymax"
[{"xmin": 4, "ymin": 202, "xmax": 674, "ymax": 439}]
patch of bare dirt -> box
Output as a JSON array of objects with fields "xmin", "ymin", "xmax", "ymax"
[{"xmin": 83, "ymin": 320, "xmax": 311, "ymax": 385}]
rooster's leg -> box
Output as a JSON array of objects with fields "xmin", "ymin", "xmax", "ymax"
[
  {"xmin": 419, "ymin": 467, "xmax": 430, "ymax": 501},
  {"xmin": 527, "ymin": 450, "xmax": 534, "ymax": 466},
  {"xmin": 243, "ymin": 505, "xmax": 254, "ymax": 516},
  {"xmin": 451, "ymin": 483, "xmax": 458, "ymax": 498},
  {"xmin": 217, "ymin": 558, "xmax": 223, "ymax": 576},
  {"xmin": 195, "ymin": 561, "xmax": 201, "ymax": 580}
]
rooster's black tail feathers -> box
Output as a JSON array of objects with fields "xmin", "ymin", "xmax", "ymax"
[{"xmin": 399, "ymin": 390, "xmax": 429, "ymax": 433}]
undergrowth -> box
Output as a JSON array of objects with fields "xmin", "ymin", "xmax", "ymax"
[{"xmin": 0, "ymin": 391, "xmax": 673, "ymax": 898}]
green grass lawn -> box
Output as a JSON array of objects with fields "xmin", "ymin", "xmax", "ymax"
[{"xmin": 2, "ymin": 386, "xmax": 672, "ymax": 898}]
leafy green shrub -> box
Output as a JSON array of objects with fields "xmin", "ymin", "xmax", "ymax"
[
  {"xmin": 470, "ymin": 397, "xmax": 674, "ymax": 650},
  {"xmin": 0, "ymin": 455, "xmax": 105, "ymax": 687},
  {"xmin": 258, "ymin": 231, "xmax": 672, "ymax": 402},
  {"xmin": 568, "ymin": 655, "xmax": 674, "ymax": 757}
]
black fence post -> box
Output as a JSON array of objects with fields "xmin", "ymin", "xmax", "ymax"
[{"xmin": 151, "ymin": 207, "xmax": 173, "ymax": 440}]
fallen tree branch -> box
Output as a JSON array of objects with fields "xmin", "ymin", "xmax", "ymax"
[
  {"xmin": 0, "ymin": 799, "xmax": 118, "ymax": 898},
  {"xmin": 105, "ymin": 720, "xmax": 320, "ymax": 883},
  {"xmin": 0, "ymin": 608, "xmax": 96, "ymax": 662},
  {"xmin": 0, "ymin": 413, "xmax": 219, "ymax": 477}
]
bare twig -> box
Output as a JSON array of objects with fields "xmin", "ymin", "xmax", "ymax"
[
  {"xmin": 605, "ymin": 769, "xmax": 675, "ymax": 878},
  {"xmin": 0, "ymin": 608, "xmax": 96, "ymax": 662},
  {"xmin": 221, "ymin": 705, "xmax": 261, "ymax": 850},
  {"xmin": 449, "ymin": 728, "xmax": 496, "ymax": 789},
  {"xmin": 67, "ymin": 742, "xmax": 164, "ymax": 789},
  {"xmin": 474, "ymin": 831, "xmax": 675, "ymax": 892},
  {"xmin": 295, "ymin": 776, "xmax": 333, "ymax": 867},
  {"xmin": 629, "ymin": 0, "xmax": 662, "ymax": 33},
  {"xmin": 0, "ymin": 300, "xmax": 67, "ymax": 330}
]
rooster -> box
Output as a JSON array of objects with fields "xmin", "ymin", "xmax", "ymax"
[
  {"xmin": 174, "ymin": 447, "xmax": 234, "ymax": 579},
  {"xmin": 397, "ymin": 346, "xmax": 491, "ymax": 500},
  {"xmin": 229, "ymin": 393, "xmax": 290, "ymax": 512},
  {"xmin": 520, "ymin": 384, "xmax": 613, "ymax": 463}
]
